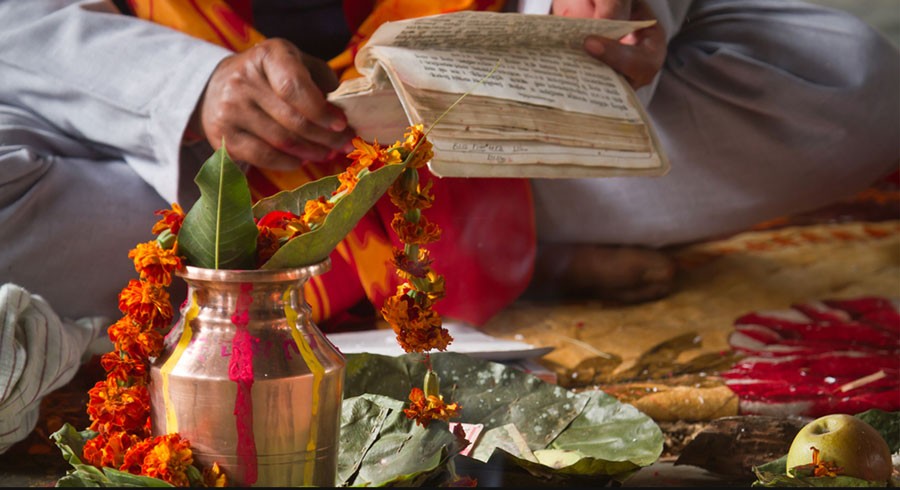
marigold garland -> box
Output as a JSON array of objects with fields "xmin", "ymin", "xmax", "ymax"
[
  {"xmin": 81, "ymin": 202, "xmax": 209, "ymax": 486},
  {"xmin": 379, "ymin": 125, "xmax": 461, "ymax": 427}
]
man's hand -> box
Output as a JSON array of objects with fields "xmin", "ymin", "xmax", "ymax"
[
  {"xmin": 552, "ymin": 0, "xmax": 666, "ymax": 89},
  {"xmin": 190, "ymin": 38, "xmax": 355, "ymax": 171}
]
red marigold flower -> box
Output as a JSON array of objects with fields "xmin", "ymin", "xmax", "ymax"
[
  {"xmin": 121, "ymin": 436, "xmax": 155, "ymax": 475},
  {"xmin": 390, "ymin": 213, "xmax": 442, "ymax": 245},
  {"xmin": 128, "ymin": 241, "xmax": 183, "ymax": 286},
  {"xmin": 402, "ymin": 387, "xmax": 460, "ymax": 427},
  {"xmin": 87, "ymin": 379, "xmax": 151, "ymax": 435},
  {"xmin": 82, "ymin": 433, "xmax": 106, "ymax": 467},
  {"xmin": 118, "ymin": 279, "xmax": 174, "ymax": 331},
  {"xmin": 83, "ymin": 431, "xmax": 141, "ymax": 469},
  {"xmin": 100, "ymin": 351, "xmax": 147, "ymax": 381},
  {"xmin": 152, "ymin": 203, "xmax": 185, "ymax": 236},
  {"xmin": 256, "ymin": 210, "xmax": 299, "ymax": 229},
  {"xmin": 391, "ymin": 248, "xmax": 432, "ymax": 279},
  {"xmin": 255, "ymin": 227, "xmax": 282, "ymax": 267},
  {"xmin": 139, "ymin": 434, "xmax": 195, "ymax": 487},
  {"xmin": 256, "ymin": 210, "xmax": 309, "ymax": 265}
]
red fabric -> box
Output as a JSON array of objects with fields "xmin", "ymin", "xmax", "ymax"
[{"xmin": 374, "ymin": 173, "xmax": 536, "ymax": 326}]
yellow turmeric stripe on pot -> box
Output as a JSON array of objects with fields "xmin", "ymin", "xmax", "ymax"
[
  {"xmin": 160, "ymin": 292, "xmax": 200, "ymax": 433},
  {"xmin": 283, "ymin": 288, "xmax": 325, "ymax": 485}
]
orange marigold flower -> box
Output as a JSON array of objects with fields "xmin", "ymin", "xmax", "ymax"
[
  {"xmin": 87, "ymin": 379, "xmax": 151, "ymax": 435},
  {"xmin": 139, "ymin": 434, "xmax": 195, "ymax": 487},
  {"xmin": 302, "ymin": 196, "xmax": 335, "ymax": 228},
  {"xmin": 128, "ymin": 241, "xmax": 184, "ymax": 286},
  {"xmin": 811, "ymin": 446, "xmax": 842, "ymax": 478},
  {"xmin": 394, "ymin": 322, "xmax": 452, "ymax": 353},
  {"xmin": 382, "ymin": 292, "xmax": 451, "ymax": 353},
  {"xmin": 346, "ymin": 136, "xmax": 384, "ymax": 169},
  {"xmin": 83, "ymin": 431, "xmax": 141, "ymax": 469},
  {"xmin": 388, "ymin": 178, "xmax": 434, "ymax": 212},
  {"xmin": 118, "ymin": 279, "xmax": 174, "ymax": 331},
  {"xmin": 333, "ymin": 162, "xmax": 364, "ymax": 196},
  {"xmin": 108, "ymin": 317, "xmax": 164, "ymax": 360},
  {"xmin": 152, "ymin": 203, "xmax": 185, "ymax": 236},
  {"xmin": 390, "ymin": 213, "xmax": 442, "ymax": 245},
  {"xmin": 342, "ymin": 137, "xmax": 402, "ymax": 190},
  {"xmin": 402, "ymin": 387, "xmax": 460, "ymax": 427},
  {"xmin": 398, "ymin": 125, "xmax": 433, "ymax": 170},
  {"xmin": 100, "ymin": 351, "xmax": 147, "ymax": 382}
]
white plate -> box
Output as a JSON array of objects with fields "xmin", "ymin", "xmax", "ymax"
[{"xmin": 325, "ymin": 321, "xmax": 552, "ymax": 362}]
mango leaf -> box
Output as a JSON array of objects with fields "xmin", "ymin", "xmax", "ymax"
[
  {"xmin": 345, "ymin": 352, "xmax": 588, "ymax": 449},
  {"xmin": 251, "ymin": 163, "xmax": 406, "ymax": 269},
  {"xmin": 338, "ymin": 393, "xmax": 463, "ymax": 487},
  {"xmin": 337, "ymin": 395, "xmax": 396, "ymax": 486},
  {"xmin": 343, "ymin": 352, "xmax": 663, "ymax": 483},
  {"xmin": 177, "ymin": 145, "xmax": 258, "ymax": 270},
  {"xmin": 540, "ymin": 390, "xmax": 664, "ymax": 477}
]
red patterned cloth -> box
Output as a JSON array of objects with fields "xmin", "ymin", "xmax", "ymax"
[{"xmin": 724, "ymin": 296, "xmax": 900, "ymax": 418}]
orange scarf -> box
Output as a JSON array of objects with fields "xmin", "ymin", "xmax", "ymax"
[{"xmin": 126, "ymin": 0, "xmax": 535, "ymax": 329}]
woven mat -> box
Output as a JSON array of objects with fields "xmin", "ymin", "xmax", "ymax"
[{"xmin": 481, "ymin": 220, "xmax": 900, "ymax": 421}]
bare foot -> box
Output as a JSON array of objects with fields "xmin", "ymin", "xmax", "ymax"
[{"xmin": 525, "ymin": 244, "xmax": 676, "ymax": 303}]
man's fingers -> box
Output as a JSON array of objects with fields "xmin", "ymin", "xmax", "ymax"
[
  {"xmin": 221, "ymin": 130, "xmax": 307, "ymax": 172},
  {"xmin": 584, "ymin": 35, "xmax": 656, "ymax": 88},
  {"xmin": 239, "ymin": 104, "xmax": 342, "ymax": 162},
  {"xmin": 258, "ymin": 39, "xmax": 348, "ymax": 132},
  {"xmin": 252, "ymin": 86, "xmax": 354, "ymax": 153}
]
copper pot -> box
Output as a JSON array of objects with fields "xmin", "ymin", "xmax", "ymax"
[{"xmin": 149, "ymin": 259, "xmax": 344, "ymax": 486}]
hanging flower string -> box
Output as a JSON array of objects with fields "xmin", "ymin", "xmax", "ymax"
[{"xmin": 378, "ymin": 125, "xmax": 461, "ymax": 427}]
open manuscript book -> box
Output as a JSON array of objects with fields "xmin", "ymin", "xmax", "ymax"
[{"xmin": 328, "ymin": 10, "xmax": 669, "ymax": 179}]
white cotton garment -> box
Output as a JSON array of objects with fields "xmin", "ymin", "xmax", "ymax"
[{"xmin": 0, "ymin": 283, "xmax": 108, "ymax": 454}]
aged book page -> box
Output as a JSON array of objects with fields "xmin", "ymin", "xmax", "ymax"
[{"xmin": 328, "ymin": 10, "xmax": 668, "ymax": 179}]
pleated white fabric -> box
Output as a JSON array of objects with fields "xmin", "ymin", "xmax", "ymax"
[{"xmin": 0, "ymin": 283, "xmax": 106, "ymax": 454}]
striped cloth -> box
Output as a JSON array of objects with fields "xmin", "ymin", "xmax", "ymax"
[{"xmin": 0, "ymin": 283, "xmax": 107, "ymax": 454}]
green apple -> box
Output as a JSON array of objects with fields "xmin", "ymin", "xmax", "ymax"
[{"xmin": 786, "ymin": 413, "xmax": 893, "ymax": 482}]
